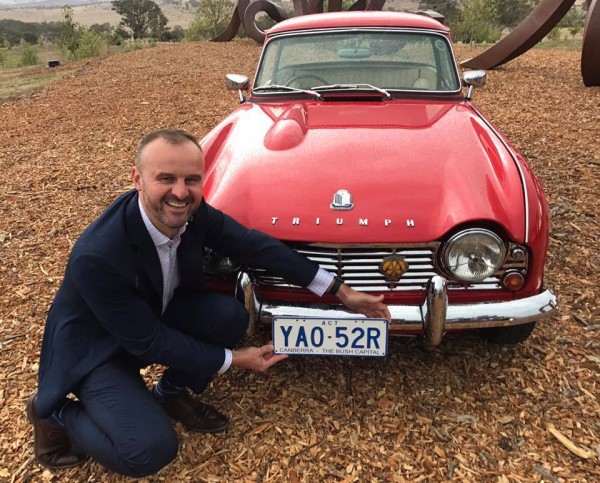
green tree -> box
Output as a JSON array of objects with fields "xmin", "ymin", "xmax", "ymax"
[
  {"xmin": 0, "ymin": 48, "xmax": 7, "ymax": 68},
  {"xmin": 21, "ymin": 32, "xmax": 38, "ymax": 44},
  {"xmin": 111, "ymin": 0, "xmax": 169, "ymax": 39},
  {"xmin": 89, "ymin": 22, "xmax": 114, "ymax": 35},
  {"xmin": 546, "ymin": 26, "xmax": 561, "ymax": 41},
  {"xmin": 561, "ymin": 6, "xmax": 584, "ymax": 40},
  {"xmin": 453, "ymin": 0, "xmax": 502, "ymax": 43},
  {"xmin": 58, "ymin": 6, "xmax": 83, "ymax": 59},
  {"xmin": 114, "ymin": 26, "xmax": 131, "ymax": 41},
  {"xmin": 495, "ymin": 0, "xmax": 533, "ymax": 30},
  {"xmin": 148, "ymin": 8, "xmax": 168, "ymax": 38},
  {"xmin": 186, "ymin": 0, "xmax": 234, "ymax": 40},
  {"xmin": 0, "ymin": 19, "xmax": 62, "ymax": 46},
  {"xmin": 161, "ymin": 25, "xmax": 185, "ymax": 42},
  {"xmin": 20, "ymin": 41, "xmax": 38, "ymax": 66},
  {"xmin": 76, "ymin": 30, "xmax": 104, "ymax": 58},
  {"xmin": 419, "ymin": 0, "xmax": 461, "ymax": 24}
]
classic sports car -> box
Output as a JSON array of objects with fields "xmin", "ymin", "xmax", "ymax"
[{"xmin": 201, "ymin": 11, "xmax": 557, "ymax": 352}]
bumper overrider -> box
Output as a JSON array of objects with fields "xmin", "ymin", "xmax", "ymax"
[{"xmin": 250, "ymin": 276, "xmax": 558, "ymax": 345}]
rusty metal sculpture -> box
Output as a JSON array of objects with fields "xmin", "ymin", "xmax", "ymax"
[
  {"xmin": 212, "ymin": 0, "xmax": 386, "ymax": 43},
  {"xmin": 461, "ymin": 0, "xmax": 600, "ymax": 87},
  {"xmin": 461, "ymin": 0, "xmax": 576, "ymax": 70},
  {"xmin": 212, "ymin": 0, "xmax": 600, "ymax": 86},
  {"xmin": 582, "ymin": 0, "xmax": 600, "ymax": 86}
]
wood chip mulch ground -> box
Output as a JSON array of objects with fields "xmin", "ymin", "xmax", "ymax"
[{"xmin": 0, "ymin": 40, "xmax": 598, "ymax": 482}]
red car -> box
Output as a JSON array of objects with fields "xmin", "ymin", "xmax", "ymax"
[{"xmin": 201, "ymin": 11, "xmax": 557, "ymax": 354}]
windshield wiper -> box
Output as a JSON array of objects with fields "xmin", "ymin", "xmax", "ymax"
[
  {"xmin": 253, "ymin": 84, "xmax": 321, "ymax": 99},
  {"xmin": 312, "ymin": 83, "xmax": 391, "ymax": 99}
]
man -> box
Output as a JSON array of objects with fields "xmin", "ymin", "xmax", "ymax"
[{"xmin": 28, "ymin": 129, "xmax": 390, "ymax": 477}]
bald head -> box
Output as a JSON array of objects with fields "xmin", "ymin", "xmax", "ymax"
[{"xmin": 135, "ymin": 129, "xmax": 202, "ymax": 170}]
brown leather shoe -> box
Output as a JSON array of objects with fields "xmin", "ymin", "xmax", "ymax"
[
  {"xmin": 26, "ymin": 393, "xmax": 87, "ymax": 470},
  {"xmin": 162, "ymin": 392, "xmax": 229, "ymax": 433}
]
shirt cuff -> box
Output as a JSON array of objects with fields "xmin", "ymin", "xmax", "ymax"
[
  {"xmin": 217, "ymin": 348, "xmax": 233, "ymax": 374},
  {"xmin": 307, "ymin": 268, "xmax": 335, "ymax": 297}
]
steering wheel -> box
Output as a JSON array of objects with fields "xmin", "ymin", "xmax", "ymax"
[{"xmin": 285, "ymin": 74, "xmax": 328, "ymax": 88}]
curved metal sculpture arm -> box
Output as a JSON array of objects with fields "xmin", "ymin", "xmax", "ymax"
[
  {"xmin": 244, "ymin": 0, "xmax": 290, "ymax": 43},
  {"xmin": 582, "ymin": 0, "xmax": 600, "ymax": 86},
  {"xmin": 365, "ymin": 0, "xmax": 386, "ymax": 10},
  {"xmin": 211, "ymin": 0, "xmax": 251, "ymax": 42},
  {"xmin": 461, "ymin": 0, "xmax": 576, "ymax": 70}
]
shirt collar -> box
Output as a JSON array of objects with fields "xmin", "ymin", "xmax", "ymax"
[{"xmin": 138, "ymin": 196, "xmax": 187, "ymax": 247}]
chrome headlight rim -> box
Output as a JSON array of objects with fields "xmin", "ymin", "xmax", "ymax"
[{"xmin": 442, "ymin": 228, "xmax": 507, "ymax": 282}]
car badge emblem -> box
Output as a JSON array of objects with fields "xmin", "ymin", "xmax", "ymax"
[
  {"xmin": 330, "ymin": 189, "xmax": 354, "ymax": 211},
  {"xmin": 379, "ymin": 255, "xmax": 409, "ymax": 283}
]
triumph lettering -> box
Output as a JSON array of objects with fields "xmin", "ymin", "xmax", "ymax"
[{"xmin": 271, "ymin": 217, "xmax": 416, "ymax": 226}]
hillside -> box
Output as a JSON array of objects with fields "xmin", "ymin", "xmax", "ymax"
[
  {"xmin": 0, "ymin": 41, "xmax": 599, "ymax": 481},
  {"xmin": 0, "ymin": 0, "xmax": 197, "ymax": 27},
  {"xmin": 0, "ymin": 0, "xmax": 423, "ymax": 27}
]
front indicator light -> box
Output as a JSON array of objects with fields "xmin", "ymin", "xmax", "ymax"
[{"xmin": 503, "ymin": 271, "xmax": 525, "ymax": 291}]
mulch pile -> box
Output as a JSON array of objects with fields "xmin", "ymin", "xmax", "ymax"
[{"xmin": 0, "ymin": 40, "xmax": 598, "ymax": 482}]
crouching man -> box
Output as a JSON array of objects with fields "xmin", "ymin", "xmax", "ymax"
[{"xmin": 27, "ymin": 129, "xmax": 390, "ymax": 476}]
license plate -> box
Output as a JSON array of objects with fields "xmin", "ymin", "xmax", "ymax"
[{"xmin": 273, "ymin": 317, "xmax": 388, "ymax": 357}]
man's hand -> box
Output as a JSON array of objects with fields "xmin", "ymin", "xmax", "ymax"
[
  {"xmin": 336, "ymin": 284, "xmax": 392, "ymax": 321},
  {"xmin": 231, "ymin": 343, "xmax": 288, "ymax": 372}
]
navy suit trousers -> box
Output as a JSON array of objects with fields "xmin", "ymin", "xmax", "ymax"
[{"xmin": 60, "ymin": 292, "xmax": 249, "ymax": 477}]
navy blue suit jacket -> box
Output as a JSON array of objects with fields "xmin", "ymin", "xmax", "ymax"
[{"xmin": 37, "ymin": 190, "xmax": 319, "ymax": 417}]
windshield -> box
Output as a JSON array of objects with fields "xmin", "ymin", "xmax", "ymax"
[{"xmin": 254, "ymin": 30, "xmax": 460, "ymax": 93}]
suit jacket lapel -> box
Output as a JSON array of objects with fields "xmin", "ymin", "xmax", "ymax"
[{"xmin": 125, "ymin": 192, "xmax": 163, "ymax": 302}]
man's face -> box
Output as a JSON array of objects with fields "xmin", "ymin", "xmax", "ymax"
[{"xmin": 132, "ymin": 137, "xmax": 205, "ymax": 238}]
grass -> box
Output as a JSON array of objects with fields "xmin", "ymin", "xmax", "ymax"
[
  {"xmin": 534, "ymin": 37, "xmax": 583, "ymax": 51},
  {"xmin": 0, "ymin": 43, "xmax": 81, "ymax": 104},
  {"xmin": 0, "ymin": 65, "xmax": 74, "ymax": 104},
  {"xmin": 0, "ymin": 41, "xmax": 154, "ymax": 104},
  {"xmin": 0, "ymin": 43, "xmax": 66, "ymax": 69}
]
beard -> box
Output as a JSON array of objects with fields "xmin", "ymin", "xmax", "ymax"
[{"xmin": 142, "ymin": 192, "xmax": 199, "ymax": 235}]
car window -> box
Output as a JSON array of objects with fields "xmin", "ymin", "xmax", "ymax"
[{"xmin": 255, "ymin": 30, "xmax": 460, "ymax": 92}]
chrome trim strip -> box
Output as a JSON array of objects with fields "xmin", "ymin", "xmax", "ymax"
[
  {"xmin": 255, "ymin": 281, "xmax": 558, "ymax": 344},
  {"xmin": 468, "ymin": 104, "xmax": 530, "ymax": 244}
]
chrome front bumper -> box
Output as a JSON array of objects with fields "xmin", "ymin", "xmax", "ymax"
[{"xmin": 253, "ymin": 276, "xmax": 558, "ymax": 345}]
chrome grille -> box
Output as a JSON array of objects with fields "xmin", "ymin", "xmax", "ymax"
[
  {"xmin": 248, "ymin": 242, "xmax": 528, "ymax": 292},
  {"xmin": 250, "ymin": 243, "xmax": 438, "ymax": 291}
]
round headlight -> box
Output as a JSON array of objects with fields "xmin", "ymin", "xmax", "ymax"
[{"xmin": 443, "ymin": 229, "xmax": 506, "ymax": 282}]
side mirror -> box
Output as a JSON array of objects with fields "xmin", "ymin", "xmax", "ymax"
[
  {"xmin": 462, "ymin": 70, "xmax": 486, "ymax": 100},
  {"xmin": 225, "ymin": 74, "xmax": 249, "ymax": 103}
]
